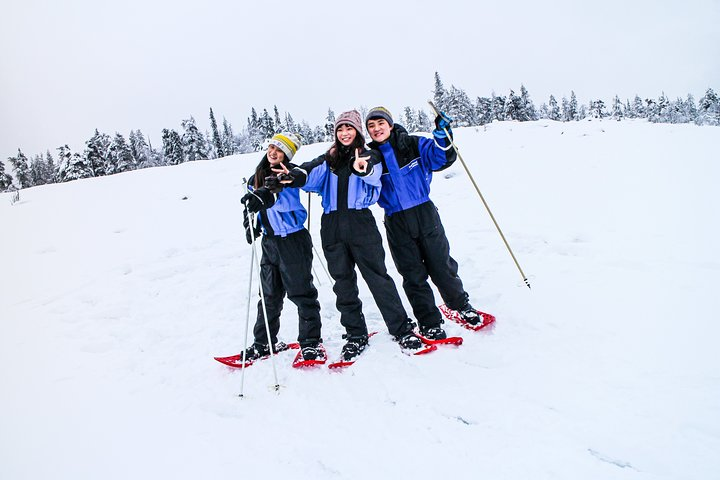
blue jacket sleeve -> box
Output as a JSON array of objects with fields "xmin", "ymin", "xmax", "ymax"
[{"xmin": 417, "ymin": 135, "xmax": 457, "ymax": 171}]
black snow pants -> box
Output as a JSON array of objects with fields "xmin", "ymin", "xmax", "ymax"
[
  {"xmin": 253, "ymin": 228, "xmax": 322, "ymax": 347},
  {"xmin": 320, "ymin": 208, "xmax": 413, "ymax": 338},
  {"xmin": 384, "ymin": 201, "xmax": 469, "ymax": 328}
]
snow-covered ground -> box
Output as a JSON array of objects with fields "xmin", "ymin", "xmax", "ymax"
[{"xmin": 2, "ymin": 119, "xmax": 718, "ymax": 479}]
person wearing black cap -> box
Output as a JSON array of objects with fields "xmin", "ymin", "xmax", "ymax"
[
  {"xmin": 271, "ymin": 109, "xmax": 424, "ymax": 360},
  {"xmin": 241, "ymin": 132, "xmax": 324, "ymax": 364},
  {"xmin": 365, "ymin": 106, "xmax": 487, "ymax": 339}
]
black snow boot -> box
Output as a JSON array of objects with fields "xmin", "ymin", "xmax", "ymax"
[{"xmin": 341, "ymin": 335, "xmax": 369, "ymax": 362}]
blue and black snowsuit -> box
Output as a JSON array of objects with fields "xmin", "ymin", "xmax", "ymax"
[
  {"xmin": 293, "ymin": 147, "xmax": 415, "ymax": 339},
  {"xmin": 368, "ymin": 125, "xmax": 469, "ymax": 328},
  {"xmin": 247, "ymin": 159, "xmax": 321, "ymax": 348}
]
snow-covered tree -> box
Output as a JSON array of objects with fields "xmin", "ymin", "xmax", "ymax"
[
  {"xmin": 283, "ymin": 113, "xmax": 296, "ymax": 135},
  {"xmin": 417, "ymin": 109, "xmax": 432, "ymax": 131},
  {"xmin": 244, "ymin": 112, "xmax": 262, "ymax": 152},
  {"xmin": 519, "ymin": 85, "xmax": 537, "ymax": 121},
  {"xmin": 548, "ymin": 95, "xmax": 561, "ymax": 121},
  {"xmin": 162, "ymin": 129, "xmax": 184, "ymax": 165},
  {"xmin": 273, "ymin": 106, "xmax": 282, "ymax": 131},
  {"xmin": 8, "ymin": 149, "xmax": 32, "ymax": 188},
  {"xmin": 610, "ymin": 96, "xmax": 624, "ymax": 120},
  {"xmin": 209, "ymin": 108, "xmax": 224, "ymax": 158},
  {"xmin": 697, "ymin": 88, "xmax": 720, "ymax": 126},
  {"xmin": 108, "ymin": 133, "xmax": 135, "ymax": 173},
  {"xmin": 402, "ymin": 107, "xmax": 419, "ymax": 132},
  {"xmin": 259, "ymin": 109, "xmax": 275, "ymax": 141},
  {"xmin": 84, "ymin": 129, "xmax": 111, "ymax": 177},
  {"xmin": 57, "ymin": 145, "xmax": 92, "ymax": 182},
  {"xmin": 129, "ymin": 130, "xmax": 154, "ymax": 168},
  {"xmin": 324, "ymin": 108, "xmax": 336, "ymax": 142},
  {"xmin": 475, "ymin": 97, "xmax": 494, "ymax": 125},
  {"xmin": 568, "ymin": 91, "xmax": 579, "ymax": 121},
  {"xmin": 181, "ymin": 117, "xmax": 208, "ymax": 162},
  {"xmin": 0, "ymin": 160, "xmax": 14, "ymax": 191},
  {"xmin": 433, "ymin": 71, "xmax": 448, "ymax": 113},
  {"xmin": 503, "ymin": 90, "xmax": 525, "ymax": 121},
  {"xmin": 491, "ymin": 93, "xmax": 506, "ymax": 121},
  {"xmin": 445, "ymin": 86, "xmax": 476, "ymax": 126},
  {"xmin": 589, "ymin": 99, "xmax": 607, "ymax": 119}
]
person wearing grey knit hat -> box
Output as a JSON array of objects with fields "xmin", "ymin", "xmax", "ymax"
[
  {"xmin": 365, "ymin": 106, "xmax": 394, "ymax": 128},
  {"xmin": 334, "ymin": 109, "xmax": 364, "ymax": 137},
  {"xmin": 365, "ymin": 104, "xmax": 492, "ymax": 341}
]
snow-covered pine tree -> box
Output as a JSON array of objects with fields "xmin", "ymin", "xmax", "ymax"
[
  {"xmin": 475, "ymin": 97, "xmax": 492, "ymax": 125},
  {"xmin": 610, "ymin": 96, "xmax": 623, "ymax": 120},
  {"xmin": 644, "ymin": 98, "xmax": 658, "ymax": 122},
  {"xmin": 84, "ymin": 129, "xmax": 111, "ymax": 177},
  {"xmin": 161, "ymin": 129, "xmax": 185, "ymax": 165},
  {"xmin": 0, "ymin": 159, "xmax": 14, "ymax": 191},
  {"xmin": 109, "ymin": 133, "xmax": 135, "ymax": 173},
  {"xmin": 445, "ymin": 86, "xmax": 477, "ymax": 126},
  {"xmin": 589, "ymin": 99, "xmax": 606, "ymax": 119},
  {"xmin": 314, "ymin": 125, "xmax": 326, "ymax": 143},
  {"xmin": 568, "ymin": 91, "xmax": 579, "ymax": 121},
  {"xmin": 181, "ymin": 117, "xmax": 208, "ymax": 161},
  {"xmin": 129, "ymin": 130, "xmax": 153, "ymax": 168},
  {"xmin": 561, "ymin": 97, "xmax": 570, "ymax": 122},
  {"xmin": 30, "ymin": 154, "xmax": 47, "ymax": 186},
  {"xmin": 57, "ymin": 145, "xmax": 92, "ymax": 182},
  {"xmin": 417, "ymin": 109, "xmax": 432, "ymax": 131},
  {"xmin": 297, "ymin": 121, "xmax": 315, "ymax": 145},
  {"xmin": 209, "ymin": 108, "xmax": 224, "ymax": 158},
  {"xmin": 503, "ymin": 90, "xmax": 524, "ymax": 121},
  {"xmin": 548, "ymin": 95, "xmax": 561, "ymax": 121},
  {"xmin": 492, "ymin": 93, "xmax": 506, "ymax": 121},
  {"xmin": 631, "ymin": 95, "xmax": 645, "ymax": 119},
  {"xmin": 697, "ymin": 88, "xmax": 720, "ymax": 126},
  {"xmin": 683, "ymin": 94, "xmax": 698, "ymax": 123},
  {"xmin": 9, "ymin": 149, "xmax": 32, "ymax": 188},
  {"xmin": 259, "ymin": 109, "xmax": 275, "ymax": 141},
  {"xmin": 324, "ymin": 108, "xmax": 336, "ymax": 142},
  {"xmin": 519, "ymin": 85, "xmax": 538, "ymax": 121},
  {"xmin": 273, "ymin": 106, "xmax": 282, "ymax": 131},
  {"xmin": 283, "ymin": 113, "xmax": 296, "ymax": 135},
  {"xmin": 402, "ymin": 107, "xmax": 419, "ymax": 132},
  {"xmin": 244, "ymin": 112, "xmax": 263, "ymax": 152},
  {"xmin": 44, "ymin": 151, "xmax": 57, "ymax": 183},
  {"xmin": 624, "ymin": 99, "xmax": 634, "ymax": 119},
  {"xmin": 433, "ymin": 72, "xmax": 448, "ymax": 113}
]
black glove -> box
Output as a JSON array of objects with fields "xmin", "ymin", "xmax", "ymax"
[
  {"xmin": 242, "ymin": 207, "xmax": 261, "ymax": 244},
  {"xmin": 433, "ymin": 112, "xmax": 453, "ymax": 139},
  {"xmin": 241, "ymin": 187, "xmax": 275, "ymax": 213},
  {"xmin": 264, "ymin": 175, "xmax": 283, "ymax": 194}
]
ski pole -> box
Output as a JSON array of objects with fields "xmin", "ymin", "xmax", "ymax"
[
  {"xmin": 243, "ymin": 179, "xmax": 281, "ymax": 392},
  {"xmin": 239, "ymin": 238, "xmax": 255, "ymax": 399},
  {"xmin": 248, "ymin": 209, "xmax": 281, "ymax": 391},
  {"xmin": 307, "ymin": 192, "xmax": 333, "ymax": 285},
  {"xmin": 428, "ymin": 100, "xmax": 531, "ymax": 289},
  {"xmin": 306, "ymin": 192, "xmax": 321, "ymax": 285}
]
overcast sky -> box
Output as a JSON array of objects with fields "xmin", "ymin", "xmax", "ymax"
[{"xmin": 1, "ymin": 0, "xmax": 718, "ymax": 158}]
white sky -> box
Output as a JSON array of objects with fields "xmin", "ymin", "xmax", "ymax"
[{"xmin": 1, "ymin": 0, "xmax": 718, "ymax": 158}]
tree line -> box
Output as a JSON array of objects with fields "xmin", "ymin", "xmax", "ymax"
[{"xmin": 2, "ymin": 73, "xmax": 719, "ymax": 192}]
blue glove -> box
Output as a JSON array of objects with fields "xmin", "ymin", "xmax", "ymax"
[
  {"xmin": 435, "ymin": 112, "xmax": 453, "ymax": 130},
  {"xmin": 433, "ymin": 112, "xmax": 453, "ymax": 139}
]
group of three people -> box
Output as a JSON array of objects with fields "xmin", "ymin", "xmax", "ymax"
[{"xmin": 240, "ymin": 106, "xmax": 484, "ymax": 363}]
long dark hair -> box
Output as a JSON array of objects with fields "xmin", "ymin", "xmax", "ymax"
[
  {"xmin": 326, "ymin": 127, "xmax": 366, "ymax": 171},
  {"xmin": 252, "ymin": 155, "xmax": 281, "ymax": 189}
]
